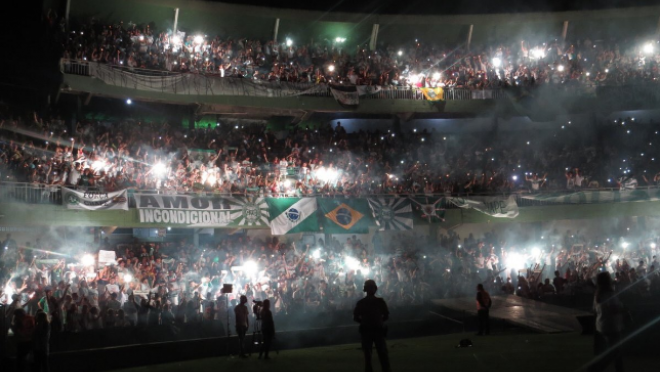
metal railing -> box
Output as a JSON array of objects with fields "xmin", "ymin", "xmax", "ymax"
[
  {"xmin": 1, "ymin": 181, "xmax": 655, "ymax": 210},
  {"xmin": 61, "ymin": 59, "xmax": 508, "ymax": 101}
]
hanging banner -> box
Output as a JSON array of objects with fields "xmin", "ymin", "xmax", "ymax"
[
  {"xmin": 62, "ymin": 188, "xmax": 129, "ymax": 211},
  {"xmin": 329, "ymin": 85, "xmax": 359, "ymax": 106},
  {"xmin": 521, "ymin": 189, "xmax": 660, "ymax": 204},
  {"xmin": 448, "ymin": 195, "xmax": 519, "ymax": 218},
  {"xmin": 135, "ymin": 194, "xmax": 269, "ymax": 228}
]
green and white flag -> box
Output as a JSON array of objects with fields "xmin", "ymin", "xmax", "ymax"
[
  {"xmin": 267, "ymin": 198, "xmax": 319, "ymax": 235},
  {"xmin": 368, "ymin": 198, "xmax": 413, "ymax": 230}
]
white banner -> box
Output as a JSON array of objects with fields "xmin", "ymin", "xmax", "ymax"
[
  {"xmin": 521, "ymin": 189, "xmax": 660, "ymax": 204},
  {"xmin": 330, "ymin": 87, "xmax": 359, "ymax": 106},
  {"xmin": 62, "ymin": 188, "xmax": 129, "ymax": 211},
  {"xmin": 98, "ymin": 250, "xmax": 117, "ymax": 265},
  {"xmin": 89, "ymin": 63, "xmax": 327, "ymax": 98},
  {"xmin": 448, "ymin": 195, "xmax": 519, "ymax": 218}
]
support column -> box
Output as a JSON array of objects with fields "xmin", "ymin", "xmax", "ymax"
[
  {"xmin": 467, "ymin": 24, "xmax": 474, "ymax": 50},
  {"xmin": 273, "ymin": 18, "xmax": 280, "ymax": 43},
  {"xmin": 173, "ymin": 8, "xmax": 180, "ymax": 34},
  {"xmin": 562, "ymin": 21, "xmax": 569, "ymax": 41},
  {"xmin": 369, "ymin": 24, "xmax": 379, "ymax": 51},
  {"xmin": 65, "ymin": 0, "xmax": 71, "ymax": 26}
]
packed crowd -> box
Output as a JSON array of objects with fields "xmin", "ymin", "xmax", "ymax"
[
  {"xmin": 3, "ymin": 110, "xmax": 660, "ymax": 196},
  {"xmin": 58, "ymin": 18, "xmax": 660, "ymax": 88},
  {"xmin": 2, "ymin": 222, "xmax": 659, "ymax": 334}
]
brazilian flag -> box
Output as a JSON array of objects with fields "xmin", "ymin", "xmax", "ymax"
[{"xmin": 318, "ymin": 199, "xmax": 372, "ymax": 234}]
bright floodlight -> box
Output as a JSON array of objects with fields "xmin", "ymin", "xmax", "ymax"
[
  {"xmin": 171, "ymin": 36, "xmax": 181, "ymax": 45},
  {"xmin": 506, "ymin": 253, "xmax": 526, "ymax": 270},
  {"xmin": 4, "ymin": 284, "xmax": 14, "ymax": 297},
  {"xmin": 328, "ymin": 64, "xmax": 335, "ymax": 72},
  {"xmin": 557, "ymin": 65, "xmax": 565, "ymax": 72},
  {"xmin": 283, "ymin": 179, "xmax": 291, "ymax": 188},
  {"xmin": 643, "ymin": 43, "xmax": 654, "ymax": 54},
  {"xmin": 126, "ymin": 98, "xmax": 132, "ymax": 105},
  {"xmin": 243, "ymin": 260, "xmax": 258, "ymax": 276},
  {"xmin": 344, "ymin": 256, "xmax": 360, "ymax": 271},
  {"xmin": 335, "ymin": 37, "xmax": 346, "ymax": 43},
  {"xmin": 532, "ymin": 247, "xmax": 541, "ymax": 256},
  {"xmin": 512, "ymin": 175, "xmax": 518, "ymax": 181},
  {"xmin": 124, "ymin": 274, "xmax": 133, "ymax": 283},
  {"xmin": 286, "ymin": 38, "xmax": 293, "ymax": 47},
  {"xmin": 313, "ymin": 249, "xmax": 322, "ymax": 259},
  {"xmin": 153, "ymin": 163, "xmax": 167, "ymax": 176},
  {"xmin": 397, "ymin": 50, "xmax": 403, "ymax": 56},
  {"xmin": 621, "ymin": 242, "xmax": 629, "ymax": 249},
  {"xmin": 531, "ymin": 48, "xmax": 545, "ymax": 59},
  {"xmin": 492, "ymin": 57, "xmax": 502, "ymax": 67},
  {"xmin": 432, "ymin": 72, "xmax": 441, "ymax": 80},
  {"xmin": 651, "ymin": 243, "xmax": 657, "ymax": 249},
  {"xmin": 81, "ymin": 254, "xmax": 95, "ymax": 266},
  {"xmin": 409, "ymin": 74, "xmax": 420, "ymax": 84},
  {"xmin": 194, "ymin": 35, "xmax": 204, "ymax": 44}
]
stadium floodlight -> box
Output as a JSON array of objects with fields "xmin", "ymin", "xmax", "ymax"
[
  {"xmin": 152, "ymin": 163, "xmax": 167, "ymax": 176},
  {"xmin": 123, "ymin": 274, "xmax": 133, "ymax": 283},
  {"xmin": 171, "ymin": 35, "xmax": 181, "ymax": 45},
  {"xmin": 492, "ymin": 57, "xmax": 502, "ymax": 68},
  {"xmin": 621, "ymin": 242, "xmax": 629, "ymax": 249},
  {"xmin": 194, "ymin": 35, "xmax": 204, "ymax": 44},
  {"xmin": 126, "ymin": 98, "xmax": 132, "ymax": 105},
  {"xmin": 328, "ymin": 64, "xmax": 335, "ymax": 72},
  {"xmin": 335, "ymin": 37, "xmax": 346, "ymax": 43},
  {"xmin": 557, "ymin": 65, "xmax": 565, "ymax": 72},
  {"xmin": 432, "ymin": 72, "xmax": 441, "ymax": 80},
  {"xmin": 397, "ymin": 50, "xmax": 403, "ymax": 56},
  {"xmin": 643, "ymin": 43, "xmax": 654, "ymax": 54},
  {"xmin": 313, "ymin": 249, "xmax": 322, "ymax": 259},
  {"xmin": 81, "ymin": 254, "xmax": 95, "ymax": 267},
  {"xmin": 286, "ymin": 38, "xmax": 293, "ymax": 47},
  {"xmin": 532, "ymin": 247, "xmax": 541, "ymax": 256},
  {"xmin": 512, "ymin": 175, "xmax": 518, "ymax": 181},
  {"xmin": 651, "ymin": 243, "xmax": 657, "ymax": 249}
]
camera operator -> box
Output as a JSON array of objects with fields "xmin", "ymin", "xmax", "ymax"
[
  {"xmin": 234, "ymin": 295, "xmax": 249, "ymax": 358},
  {"xmin": 353, "ymin": 280, "xmax": 392, "ymax": 372}
]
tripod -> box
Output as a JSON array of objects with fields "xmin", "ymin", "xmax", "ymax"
[
  {"xmin": 224, "ymin": 293, "xmax": 233, "ymax": 357},
  {"xmin": 249, "ymin": 315, "xmax": 262, "ymax": 357}
]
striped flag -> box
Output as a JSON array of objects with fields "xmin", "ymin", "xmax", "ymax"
[
  {"xmin": 367, "ymin": 198, "xmax": 413, "ymax": 230},
  {"xmin": 267, "ymin": 198, "xmax": 318, "ymax": 235}
]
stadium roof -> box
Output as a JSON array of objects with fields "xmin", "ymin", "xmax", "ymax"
[{"xmin": 211, "ymin": 0, "xmax": 660, "ymax": 15}]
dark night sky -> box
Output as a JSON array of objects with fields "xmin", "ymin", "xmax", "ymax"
[{"xmin": 212, "ymin": 0, "xmax": 659, "ymax": 15}]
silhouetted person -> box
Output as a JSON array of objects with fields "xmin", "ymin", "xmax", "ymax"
[
  {"xmin": 260, "ymin": 299, "xmax": 275, "ymax": 360},
  {"xmin": 476, "ymin": 283, "xmax": 492, "ymax": 335},
  {"xmin": 353, "ymin": 280, "xmax": 392, "ymax": 372},
  {"xmin": 234, "ymin": 295, "xmax": 249, "ymax": 358},
  {"xmin": 588, "ymin": 272, "xmax": 625, "ymax": 372}
]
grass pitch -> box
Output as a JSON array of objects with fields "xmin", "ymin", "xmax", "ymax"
[{"xmin": 107, "ymin": 331, "xmax": 655, "ymax": 372}]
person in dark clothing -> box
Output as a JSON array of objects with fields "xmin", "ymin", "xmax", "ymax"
[
  {"xmin": 11, "ymin": 309, "xmax": 35, "ymax": 372},
  {"xmin": 33, "ymin": 311, "xmax": 51, "ymax": 372},
  {"xmin": 353, "ymin": 280, "xmax": 392, "ymax": 372},
  {"xmin": 260, "ymin": 299, "xmax": 275, "ymax": 360},
  {"xmin": 476, "ymin": 283, "xmax": 492, "ymax": 336}
]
